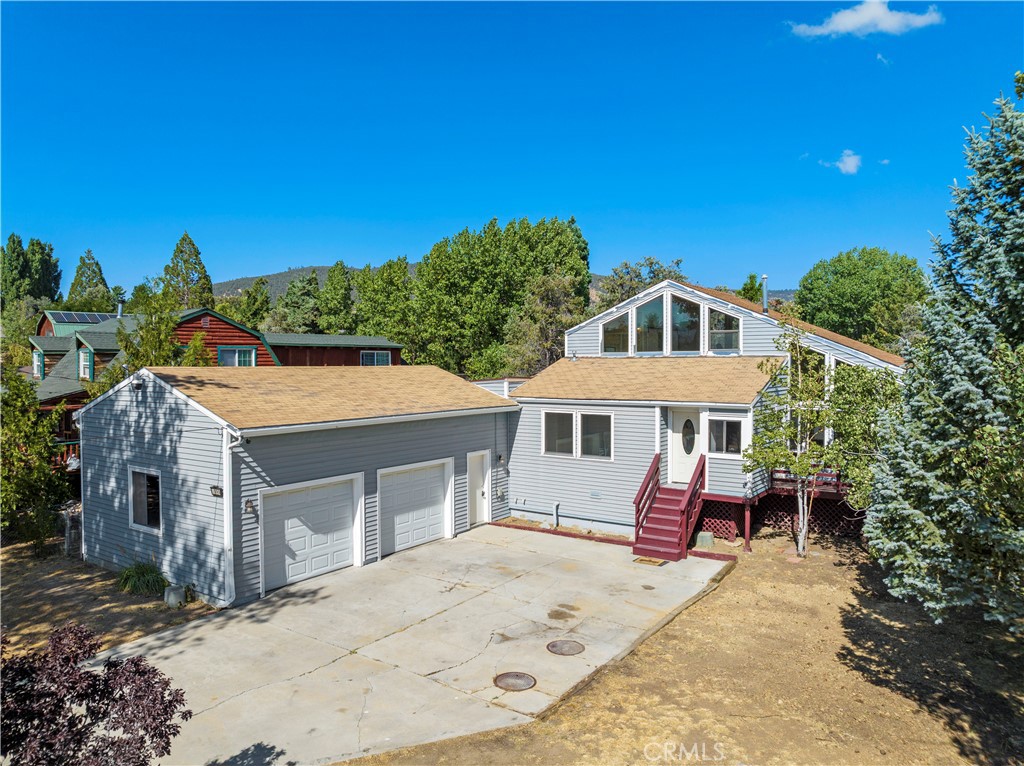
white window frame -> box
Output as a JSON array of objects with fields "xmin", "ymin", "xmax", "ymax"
[
  {"xmin": 707, "ymin": 308, "xmax": 742, "ymax": 355},
  {"xmin": 634, "ymin": 296, "xmax": 666, "ymax": 356},
  {"xmin": 217, "ymin": 346, "xmax": 257, "ymax": 367},
  {"xmin": 540, "ymin": 409, "xmax": 614, "ymax": 461},
  {"xmin": 360, "ymin": 350, "xmax": 392, "ymax": 366},
  {"xmin": 78, "ymin": 349, "xmax": 92, "ymax": 380},
  {"xmin": 578, "ymin": 411, "xmax": 614, "ymax": 461},
  {"xmin": 599, "ymin": 312, "xmax": 631, "ymax": 356},
  {"xmin": 32, "ymin": 351, "xmax": 43, "ymax": 379},
  {"xmin": 706, "ymin": 415, "xmax": 747, "ymax": 460},
  {"xmin": 128, "ymin": 465, "xmax": 162, "ymax": 535},
  {"xmin": 668, "ymin": 293, "xmax": 702, "ymax": 356}
]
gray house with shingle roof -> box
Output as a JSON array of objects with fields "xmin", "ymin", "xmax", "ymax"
[
  {"xmin": 74, "ymin": 365, "xmax": 516, "ymax": 606},
  {"xmin": 73, "ymin": 279, "xmax": 902, "ymax": 602}
]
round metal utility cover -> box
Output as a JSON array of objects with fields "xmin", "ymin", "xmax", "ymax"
[
  {"xmin": 546, "ymin": 639, "xmax": 585, "ymax": 656},
  {"xmin": 493, "ymin": 672, "xmax": 537, "ymax": 691}
]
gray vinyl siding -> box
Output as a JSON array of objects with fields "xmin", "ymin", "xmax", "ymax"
[
  {"xmin": 565, "ymin": 322, "xmax": 601, "ymax": 357},
  {"xmin": 740, "ymin": 314, "xmax": 784, "ymax": 355},
  {"xmin": 231, "ymin": 413, "xmax": 509, "ymax": 604},
  {"xmin": 472, "ymin": 380, "xmax": 506, "ymax": 396},
  {"xmin": 705, "ymin": 456, "xmax": 747, "ymax": 497},
  {"xmin": 507, "ymin": 402, "xmax": 655, "ymax": 532},
  {"xmin": 80, "ymin": 382, "xmax": 228, "ymax": 604}
]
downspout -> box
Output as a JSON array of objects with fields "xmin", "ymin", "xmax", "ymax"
[{"xmin": 222, "ymin": 428, "xmax": 244, "ymax": 607}]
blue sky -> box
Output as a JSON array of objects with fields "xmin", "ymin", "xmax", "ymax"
[{"xmin": 2, "ymin": 2, "xmax": 1021, "ymax": 293}]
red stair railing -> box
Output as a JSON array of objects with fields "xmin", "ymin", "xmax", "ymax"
[{"xmin": 634, "ymin": 452, "xmax": 661, "ymax": 538}]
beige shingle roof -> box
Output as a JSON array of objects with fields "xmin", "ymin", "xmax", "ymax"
[
  {"xmin": 146, "ymin": 365, "xmax": 516, "ymax": 430},
  {"xmin": 512, "ymin": 356, "xmax": 778, "ymax": 404}
]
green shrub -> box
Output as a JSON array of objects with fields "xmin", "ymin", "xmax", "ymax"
[{"xmin": 117, "ymin": 561, "xmax": 169, "ymax": 596}]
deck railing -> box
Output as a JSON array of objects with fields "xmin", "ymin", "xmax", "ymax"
[
  {"xmin": 52, "ymin": 440, "xmax": 81, "ymax": 471},
  {"xmin": 634, "ymin": 452, "xmax": 661, "ymax": 536},
  {"xmin": 770, "ymin": 467, "xmax": 850, "ymax": 495},
  {"xmin": 677, "ymin": 454, "xmax": 706, "ymax": 555}
]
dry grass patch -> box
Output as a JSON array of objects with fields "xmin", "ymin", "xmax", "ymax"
[{"xmin": 1, "ymin": 539, "xmax": 213, "ymax": 654}]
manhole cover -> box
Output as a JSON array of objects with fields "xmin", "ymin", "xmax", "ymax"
[
  {"xmin": 494, "ymin": 671, "xmax": 537, "ymax": 691},
  {"xmin": 546, "ymin": 639, "xmax": 585, "ymax": 656}
]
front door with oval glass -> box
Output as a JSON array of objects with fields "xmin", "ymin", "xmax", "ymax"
[{"xmin": 670, "ymin": 408, "xmax": 701, "ymax": 484}]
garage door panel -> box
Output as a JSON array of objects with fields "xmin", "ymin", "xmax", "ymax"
[
  {"xmin": 380, "ymin": 463, "xmax": 447, "ymax": 557},
  {"xmin": 263, "ymin": 479, "xmax": 356, "ymax": 591}
]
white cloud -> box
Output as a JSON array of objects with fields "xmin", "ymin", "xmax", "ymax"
[
  {"xmin": 791, "ymin": 1, "xmax": 943, "ymax": 38},
  {"xmin": 799, "ymin": 151, "xmax": 810, "ymax": 160},
  {"xmin": 877, "ymin": 52, "xmax": 891, "ymax": 65},
  {"xmin": 879, "ymin": 158, "xmax": 891, "ymax": 165},
  {"xmin": 819, "ymin": 150, "xmax": 863, "ymax": 175}
]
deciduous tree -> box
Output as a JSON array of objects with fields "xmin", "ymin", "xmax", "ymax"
[
  {"xmin": 1, "ymin": 622, "xmax": 192, "ymax": 766},
  {"xmin": 594, "ymin": 256, "xmax": 686, "ymax": 312},
  {"xmin": 354, "ymin": 258, "xmax": 415, "ymax": 360},
  {"xmin": 0, "ymin": 366, "xmax": 68, "ymax": 553},
  {"xmin": 318, "ymin": 261, "xmax": 356, "ymax": 334},
  {"xmin": 795, "ymin": 247, "xmax": 927, "ymax": 349},
  {"xmin": 865, "ymin": 93, "xmax": 1024, "ymax": 631},
  {"xmin": 504, "ymin": 270, "xmax": 587, "ymax": 376}
]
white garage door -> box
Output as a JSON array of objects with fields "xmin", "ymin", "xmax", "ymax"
[
  {"xmin": 379, "ymin": 462, "xmax": 447, "ymax": 556},
  {"xmin": 263, "ymin": 479, "xmax": 355, "ymax": 590}
]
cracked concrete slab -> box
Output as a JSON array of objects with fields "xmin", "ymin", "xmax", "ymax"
[{"xmin": 103, "ymin": 524, "xmax": 728, "ymax": 765}]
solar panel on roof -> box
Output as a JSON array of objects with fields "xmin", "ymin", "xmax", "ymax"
[{"xmin": 49, "ymin": 311, "xmax": 117, "ymax": 324}]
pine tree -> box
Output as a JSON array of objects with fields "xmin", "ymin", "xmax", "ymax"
[
  {"xmin": 236, "ymin": 277, "xmax": 271, "ymax": 329},
  {"xmin": 65, "ymin": 250, "xmax": 114, "ymax": 312},
  {"xmin": 125, "ymin": 282, "xmax": 155, "ymax": 313},
  {"xmin": 26, "ymin": 239, "xmax": 62, "ymax": 303},
  {"xmin": 318, "ymin": 261, "xmax": 356, "ymax": 334},
  {"xmin": 736, "ymin": 273, "xmax": 762, "ymax": 303},
  {"xmin": 162, "ymin": 232, "xmax": 213, "ymax": 310},
  {"xmin": 1, "ymin": 234, "xmax": 31, "ymax": 308},
  {"xmin": 865, "ymin": 94, "xmax": 1024, "ymax": 631},
  {"xmin": 262, "ymin": 271, "xmax": 321, "ymax": 333},
  {"xmin": 504, "ymin": 270, "xmax": 587, "ymax": 376},
  {"xmin": 180, "ymin": 332, "xmax": 213, "ymax": 366}
]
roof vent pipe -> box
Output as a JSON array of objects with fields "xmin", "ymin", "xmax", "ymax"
[
  {"xmin": 117, "ymin": 301, "xmax": 124, "ymax": 319},
  {"xmin": 761, "ymin": 275, "xmax": 769, "ymax": 314}
]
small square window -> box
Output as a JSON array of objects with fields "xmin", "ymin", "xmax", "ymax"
[
  {"xmin": 580, "ymin": 414, "xmax": 612, "ymax": 459},
  {"xmin": 130, "ymin": 470, "xmax": 161, "ymax": 530},
  {"xmin": 709, "ymin": 419, "xmax": 742, "ymax": 454},
  {"xmin": 543, "ymin": 412, "xmax": 574, "ymax": 456},
  {"xmin": 360, "ymin": 350, "xmax": 392, "ymax": 366}
]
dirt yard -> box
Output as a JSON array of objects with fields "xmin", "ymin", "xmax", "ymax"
[
  {"xmin": 1, "ymin": 539, "xmax": 213, "ymax": 654},
  {"xmin": 351, "ymin": 531, "xmax": 1023, "ymax": 766}
]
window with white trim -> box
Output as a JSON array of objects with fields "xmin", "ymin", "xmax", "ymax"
[
  {"xmin": 580, "ymin": 413, "xmax": 612, "ymax": 458},
  {"xmin": 671, "ymin": 296, "xmax": 700, "ymax": 352},
  {"xmin": 32, "ymin": 351, "xmax": 44, "ymax": 379},
  {"xmin": 709, "ymin": 309, "xmax": 740, "ymax": 352},
  {"xmin": 543, "ymin": 412, "xmax": 574, "ymax": 456},
  {"xmin": 601, "ymin": 313, "xmax": 629, "ymax": 354},
  {"xmin": 218, "ymin": 347, "xmax": 256, "ymax": 366},
  {"xmin": 635, "ymin": 297, "xmax": 664, "ymax": 353},
  {"xmin": 78, "ymin": 349, "xmax": 92, "ymax": 380},
  {"xmin": 708, "ymin": 419, "xmax": 742, "ymax": 455},
  {"xmin": 130, "ymin": 469, "xmax": 161, "ymax": 531},
  {"xmin": 360, "ymin": 350, "xmax": 391, "ymax": 366}
]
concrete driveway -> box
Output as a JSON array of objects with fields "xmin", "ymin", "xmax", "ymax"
[{"xmin": 105, "ymin": 524, "xmax": 729, "ymax": 765}]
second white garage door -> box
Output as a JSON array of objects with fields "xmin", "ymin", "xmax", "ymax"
[
  {"xmin": 379, "ymin": 462, "xmax": 448, "ymax": 556},
  {"xmin": 262, "ymin": 478, "xmax": 356, "ymax": 591}
]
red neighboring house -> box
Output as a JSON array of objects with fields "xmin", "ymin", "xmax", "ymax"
[{"xmin": 28, "ymin": 307, "xmax": 404, "ymax": 465}]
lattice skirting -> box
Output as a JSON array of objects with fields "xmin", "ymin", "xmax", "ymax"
[{"xmin": 698, "ymin": 495, "xmax": 865, "ymax": 540}]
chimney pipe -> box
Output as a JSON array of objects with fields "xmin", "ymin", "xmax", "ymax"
[
  {"xmin": 761, "ymin": 275, "xmax": 769, "ymax": 314},
  {"xmin": 117, "ymin": 300, "xmax": 124, "ymax": 318}
]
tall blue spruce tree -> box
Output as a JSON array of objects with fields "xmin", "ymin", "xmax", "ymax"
[{"xmin": 865, "ymin": 93, "xmax": 1024, "ymax": 630}]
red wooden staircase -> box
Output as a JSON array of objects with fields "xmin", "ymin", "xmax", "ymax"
[{"xmin": 633, "ymin": 453, "xmax": 706, "ymax": 561}]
